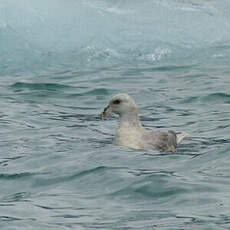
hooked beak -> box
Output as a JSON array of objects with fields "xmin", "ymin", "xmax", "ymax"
[{"xmin": 100, "ymin": 105, "xmax": 112, "ymax": 119}]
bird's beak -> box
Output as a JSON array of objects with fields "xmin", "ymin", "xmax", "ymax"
[
  {"xmin": 100, "ymin": 105, "xmax": 112, "ymax": 119},
  {"xmin": 100, "ymin": 111, "xmax": 106, "ymax": 119}
]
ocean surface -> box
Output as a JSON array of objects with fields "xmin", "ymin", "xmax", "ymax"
[{"xmin": 0, "ymin": 0, "xmax": 230, "ymax": 229}]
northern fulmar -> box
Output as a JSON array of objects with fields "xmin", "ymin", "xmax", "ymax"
[{"xmin": 100, "ymin": 93, "xmax": 188, "ymax": 152}]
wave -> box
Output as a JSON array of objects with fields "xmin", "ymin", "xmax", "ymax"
[
  {"xmin": 11, "ymin": 82, "xmax": 72, "ymax": 91},
  {"xmin": 180, "ymin": 93, "xmax": 230, "ymax": 104},
  {"xmin": 202, "ymin": 93, "xmax": 230, "ymax": 103},
  {"xmin": 0, "ymin": 172, "xmax": 33, "ymax": 180},
  {"xmin": 1, "ymin": 0, "xmax": 230, "ymax": 74}
]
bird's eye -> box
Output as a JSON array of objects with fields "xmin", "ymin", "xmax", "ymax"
[{"xmin": 113, "ymin": 99, "xmax": 121, "ymax": 105}]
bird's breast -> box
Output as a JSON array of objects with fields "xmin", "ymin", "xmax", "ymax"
[{"xmin": 114, "ymin": 126, "xmax": 145, "ymax": 149}]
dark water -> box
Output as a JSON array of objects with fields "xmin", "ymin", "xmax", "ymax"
[{"xmin": 1, "ymin": 1, "xmax": 230, "ymax": 229}]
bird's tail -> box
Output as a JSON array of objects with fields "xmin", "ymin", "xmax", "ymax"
[{"xmin": 176, "ymin": 132, "xmax": 188, "ymax": 144}]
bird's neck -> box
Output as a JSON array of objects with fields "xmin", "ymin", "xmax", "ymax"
[
  {"xmin": 114, "ymin": 112, "xmax": 145, "ymax": 149},
  {"xmin": 118, "ymin": 112, "xmax": 143, "ymax": 130}
]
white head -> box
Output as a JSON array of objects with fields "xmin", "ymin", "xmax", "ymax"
[{"xmin": 100, "ymin": 93, "xmax": 138, "ymax": 119}]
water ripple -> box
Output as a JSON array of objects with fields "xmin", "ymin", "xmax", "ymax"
[
  {"xmin": 0, "ymin": 172, "xmax": 33, "ymax": 180},
  {"xmin": 11, "ymin": 82, "xmax": 73, "ymax": 91}
]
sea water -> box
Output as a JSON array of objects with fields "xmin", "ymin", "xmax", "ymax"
[{"xmin": 0, "ymin": 0, "xmax": 230, "ymax": 229}]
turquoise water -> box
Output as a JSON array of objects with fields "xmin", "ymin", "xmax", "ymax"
[{"xmin": 1, "ymin": 1, "xmax": 230, "ymax": 229}]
